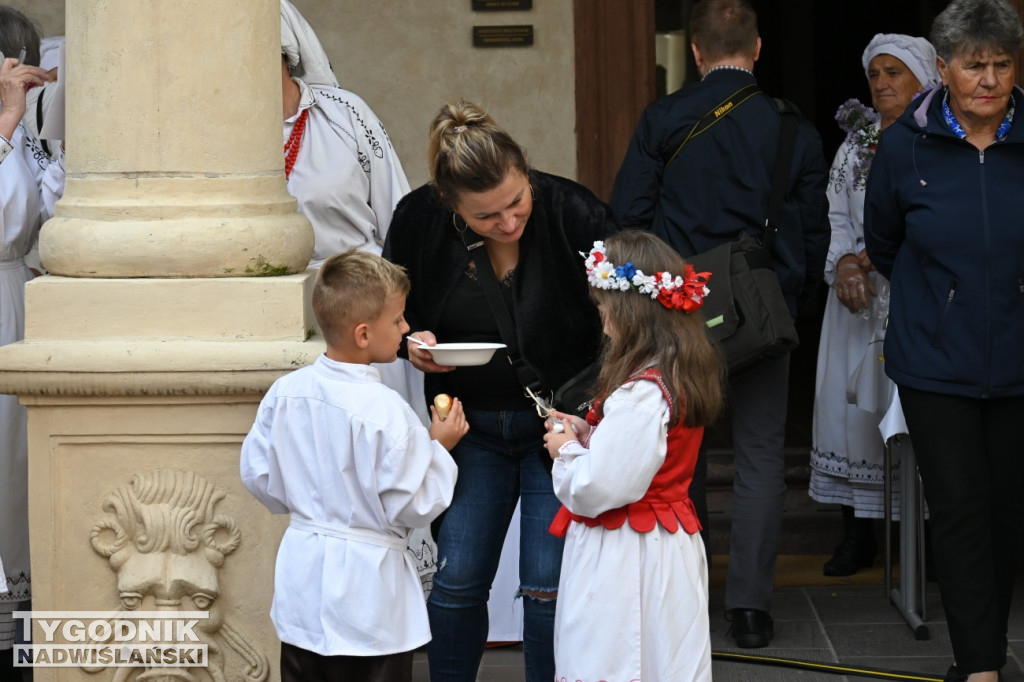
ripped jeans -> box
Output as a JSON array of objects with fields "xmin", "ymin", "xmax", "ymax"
[{"xmin": 427, "ymin": 408, "xmax": 563, "ymax": 682}]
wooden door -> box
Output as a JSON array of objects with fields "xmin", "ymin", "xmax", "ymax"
[{"xmin": 573, "ymin": 1, "xmax": 656, "ymax": 202}]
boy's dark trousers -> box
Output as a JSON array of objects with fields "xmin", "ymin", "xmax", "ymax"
[{"xmin": 281, "ymin": 641, "xmax": 413, "ymax": 682}]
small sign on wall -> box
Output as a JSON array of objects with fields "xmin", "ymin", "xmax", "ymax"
[
  {"xmin": 473, "ymin": 25, "xmax": 534, "ymax": 47},
  {"xmin": 472, "ymin": 0, "xmax": 532, "ymax": 10}
]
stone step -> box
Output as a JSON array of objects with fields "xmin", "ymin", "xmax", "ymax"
[{"xmin": 706, "ymin": 447, "xmax": 812, "ymax": 489}]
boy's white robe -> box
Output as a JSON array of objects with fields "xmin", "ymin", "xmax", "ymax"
[{"xmin": 240, "ymin": 356, "xmax": 457, "ymax": 656}]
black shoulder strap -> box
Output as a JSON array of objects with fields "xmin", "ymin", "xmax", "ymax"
[
  {"xmin": 762, "ymin": 98, "xmax": 800, "ymax": 254},
  {"xmin": 664, "ymin": 82, "xmax": 761, "ymax": 170},
  {"xmin": 470, "ymin": 251, "xmax": 544, "ymax": 392}
]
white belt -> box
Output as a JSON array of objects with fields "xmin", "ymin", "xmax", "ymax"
[
  {"xmin": 0, "ymin": 258, "xmax": 26, "ymax": 270},
  {"xmin": 288, "ymin": 516, "xmax": 407, "ymax": 551}
]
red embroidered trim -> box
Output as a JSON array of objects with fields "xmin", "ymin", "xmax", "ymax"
[{"xmin": 284, "ymin": 108, "xmax": 309, "ymax": 179}]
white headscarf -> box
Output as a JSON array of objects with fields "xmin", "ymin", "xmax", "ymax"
[
  {"xmin": 280, "ymin": 0, "xmax": 339, "ymax": 88},
  {"xmin": 861, "ymin": 33, "xmax": 942, "ymax": 90},
  {"xmin": 39, "ymin": 36, "xmax": 65, "ymax": 72}
]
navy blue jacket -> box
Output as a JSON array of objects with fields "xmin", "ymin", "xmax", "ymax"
[
  {"xmin": 610, "ymin": 69, "xmax": 829, "ymax": 317},
  {"xmin": 865, "ymin": 86, "xmax": 1024, "ymax": 398}
]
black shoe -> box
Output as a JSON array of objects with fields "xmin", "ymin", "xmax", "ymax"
[
  {"xmin": 823, "ymin": 506, "xmax": 878, "ymax": 577},
  {"xmin": 727, "ymin": 608, "xmax": 774, "ymax": 648}
]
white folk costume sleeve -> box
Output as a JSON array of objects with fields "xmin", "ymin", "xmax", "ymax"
[
  {"xmin": 379, "ymin": 426, "xmax": 458, "ymax": 530},
  {"xmin": 0, "ymin": 126, "xmax": 64, "ymax": 259},
  {"xmin": 824, "ymin": 136, "xmax": 868, "ymax": 286},
  {"xmin": 552, "ymin": 380, "xmax": 670, "ymax": 518},
  {"xmin": 239, "ymin": 382, "xmax": 291, "ymax": 515},
  {"xmin": 0, "ymin": 133, "xmax": 11, "ymax": 165},
  {"xmin": 360, "ymin": 109, "xmax": 410, "ymax": 247}
]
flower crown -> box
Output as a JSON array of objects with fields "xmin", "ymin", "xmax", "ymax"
[{"xmin": 582, "ymin": 241, "xmax": 711, "ymax": 313}]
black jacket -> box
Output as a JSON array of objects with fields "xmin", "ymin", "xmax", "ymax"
[
  {"xmin": 610, "ymin": 68, "xmax": 829, "ymax": 317},
  {"xmin": 383, "ymin": 171, "xmax": 619, "ymax": 400}
]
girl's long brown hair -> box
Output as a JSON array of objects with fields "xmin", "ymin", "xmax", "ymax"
[{"xmin": 591, "ymin": 231, "xmax": 725, "ymax": 428}]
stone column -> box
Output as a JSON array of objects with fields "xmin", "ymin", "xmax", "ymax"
[
  {"xmin": 0, "ymin": 1, "xmax": 317, "ymax": 679},
  {"xmin": 41, "ymin": 0, "xmax": 313, "ymax": 276}
]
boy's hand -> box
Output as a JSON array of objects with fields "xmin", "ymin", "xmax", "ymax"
[{"xmin": 430, "ymin": 396, "xmax": 468, "ymax": 451}]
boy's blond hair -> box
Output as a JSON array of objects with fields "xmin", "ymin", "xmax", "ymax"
[{"xmin": 313, "ymin": 249, "xmax": 410, "ymax": 347}]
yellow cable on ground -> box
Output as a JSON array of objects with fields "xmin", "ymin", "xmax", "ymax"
[{"xmin": 712, "ymin": 651, "xmax": 945, "ymax": 681}]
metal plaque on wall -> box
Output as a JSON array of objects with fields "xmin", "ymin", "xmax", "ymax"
[{"xmin": 472, "ymin": 25, "xmax": 534, "ymax": 47}]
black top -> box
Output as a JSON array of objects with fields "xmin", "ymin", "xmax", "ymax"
[{"xmin": 434, "ymin": 263, "xmax": 526, "ymax": 410}]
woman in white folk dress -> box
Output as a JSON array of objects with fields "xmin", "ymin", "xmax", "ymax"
[
  {"xmin": 809, "ymin": 34, "xmax": 940, "ymax": 577},
  {"xmin": 0, "ymin": 6, "xmax": 65, "ymax": 671}
]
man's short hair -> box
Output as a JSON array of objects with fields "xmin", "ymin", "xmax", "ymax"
[
  {"xmin": 689, "ymin": 0, "xmax": 759, "ymax": 63},
  {"xmin": 313, "ymin": 249, "xmax": 410, "ymax": 347}
]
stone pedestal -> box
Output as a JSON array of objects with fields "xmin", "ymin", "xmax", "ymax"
[
  {"xmin": 0, "ymin": 274, "xmax": 322, "ymax": 681},
  {"xmin": 0, "ymin": 1, "xmax": 318, "ymax": 680}
]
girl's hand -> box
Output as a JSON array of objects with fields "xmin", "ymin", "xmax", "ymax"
[
  {"xmin": 550, "ymin": 410, "xmax": 591, "ymax": 442},
  {"xmin": 406, "ymin": 331, "xmax": 456, "ymax": 373},
  {"xmin": 543, "ymin": 428, "xmax": 576, "ymax": 460},
  {"xmin": 429, "ymin": 397, "xmax": 468, "ymax": 451},
  {"xmin": 542, "ymin": 410, "xmax": 588, "ymax": 460}
]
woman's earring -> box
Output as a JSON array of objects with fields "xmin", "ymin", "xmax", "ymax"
[{"xmin": 452, "ymin": 212, "xmax": 468, "ymax": 234}]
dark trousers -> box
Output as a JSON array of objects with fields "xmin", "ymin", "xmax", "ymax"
[
  {"xmin": 280, "ymin": 641, "xmax": 413, "ymax": 682},
  {"xmin": 898, "ymin": 386, "xmax": 1024, "ymax": 674}
]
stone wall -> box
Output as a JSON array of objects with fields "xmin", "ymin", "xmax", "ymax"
[{"xmin": 8, "ymin": 0, "xmax": 578, "ymax": 187}]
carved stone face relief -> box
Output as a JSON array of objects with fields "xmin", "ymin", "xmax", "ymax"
[{"xmin": 87, "ymin": 469, "xmax": 268, "ymax": 682}]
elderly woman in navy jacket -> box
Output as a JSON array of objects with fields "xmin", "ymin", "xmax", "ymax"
[{"xmin": 865, "ymin": 1, "xmax": 1024, "ymax": 680}]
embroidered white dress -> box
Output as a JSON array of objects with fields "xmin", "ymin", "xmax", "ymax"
[
  {"xmin": 809, "ymin": 133, "xmax": 899, "ymax": 519},
  {"xmin": 0, "ymin": 125, "xmax": 65, "ymax": 647},
  {"xmin": 284, "ymin": 76, "xmax": 427, "ymax": 421},
  {"xmin": 551, "ymin": 380, "xmax": 711, "ymax": 682},
  {"xmin": 240, "ymin": 356, "xmax": 457, "ymax": 655}
]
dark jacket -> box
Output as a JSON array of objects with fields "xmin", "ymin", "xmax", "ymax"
[
  {"xmin": 383, "ymin": 171, "xmax": 619, "ymax": 400},
  {"xmin": 610, "ymin": 69, "xmax": 829, "ymax": 317},
  {"xmin": 864, "ymin": 86, "xmax": 1024, "ymax": 398}
]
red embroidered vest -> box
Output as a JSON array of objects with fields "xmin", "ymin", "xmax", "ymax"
[{"xmin": 549, "ymin": 368, "xmax": 703, "ymax": 537}]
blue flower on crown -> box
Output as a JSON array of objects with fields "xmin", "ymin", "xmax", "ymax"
[{"xmin": 616, "ymin": 263, "xmax": 637, "ymax": 280}]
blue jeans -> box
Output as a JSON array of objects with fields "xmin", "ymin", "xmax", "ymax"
[{"xmin": 427, "ymin": 408, "xmax": 563, "ymax": 682}]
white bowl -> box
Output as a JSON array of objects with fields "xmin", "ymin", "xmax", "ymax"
[{"xmin": 418, "ymin": 342, "xmax": 506, "ymax": 367}]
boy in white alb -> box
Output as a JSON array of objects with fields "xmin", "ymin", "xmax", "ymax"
[{"xmin": 240, "ymin": 249, "xmax": 467, "ymax": 682}]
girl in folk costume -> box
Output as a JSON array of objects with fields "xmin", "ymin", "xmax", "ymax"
[{"xmin": 543, "ymin": 231, "xmax": 723, "ymax": 682}]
